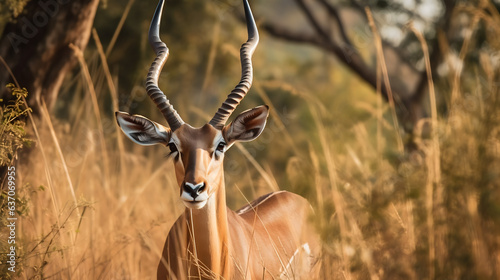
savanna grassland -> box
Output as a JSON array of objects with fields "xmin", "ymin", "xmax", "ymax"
[{"xmin": 1, "ymin": 0, "xmax": 500, "ymax": 279}]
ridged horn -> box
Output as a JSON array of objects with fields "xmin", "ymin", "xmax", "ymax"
[
  {"xmin": 209, "ymin": 0, "xmax": 259, "ymax": 130},
  {"xmin": 146, "ymin": 0, "xmax": 184, "ymax": 131}
]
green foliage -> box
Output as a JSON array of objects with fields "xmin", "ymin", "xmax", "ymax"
[
  {"xmin": 0, "ymin": 0, "xmax": 28, "ymax": 18},
  {"xmin": 0, "ymin": 0, "xmax": 29, "ymax": 31},
  {"xmin": 0, "ymin": 84, "xmax": 32, "ymax": 166},
  {"xmin": 0, "ymin": 84, "xmax": 32, "ymax": 279}
]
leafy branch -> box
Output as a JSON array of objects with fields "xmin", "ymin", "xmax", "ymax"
[{"xmin": 0, "ymin": 83, "xmax": 33, "ymax": 166}]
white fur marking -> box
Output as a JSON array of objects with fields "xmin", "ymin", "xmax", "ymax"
[
  {"xmin": 279, "ymin": 243, "xmax": 311, "ymax": 278},
  {"xmin": 211, "ymin": 131, "xmax": 224, "ymax": 149},
  {"xmin": 302, "ymin": 243, "xmax": 311, "ymax": 255},
  {"xmin": 236, "ymin": 191, "xmax": 287, "ymax": 215}
]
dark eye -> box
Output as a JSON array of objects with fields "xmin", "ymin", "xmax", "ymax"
[
  {"xmin": 216, "ymin": 142, "xmax": 226, "ymax": 153},
  {"xmin": 168, "ymin": 143, "xmax": 178, "ymax": 152},
  {"xmin": 167, "ymin": 143, "xmax": 179, "ymax": 158}
]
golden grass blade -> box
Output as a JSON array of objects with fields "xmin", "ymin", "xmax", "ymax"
[
  {"xmin": 365, "ymin": 7, "xmax": 404, "ymax": 153},
  {"xmin": 69, "ymin": 43, "xmax": 112, "ymax": 197},
  {"xmin": 310, "ymin": 105, "xmax": 351, "ymax": 279},
  {"xmin": 254, "ymin": 82, "xmax": 301, "ymax": 156},
  {"xmin": 40, "ymin": 99, "xmax": 81, "ymax": 273},
  {"xmin": 39, "ymin": 99, "xmax": 80, "ymax": 228},
  {"xmin": 375, "ymin": 51, "xmax": 383, "ymax": 164},
  {"xmin": 118, "ymin": 160, "xmax": 171, "ymax": 215},
  {"xmin": 105, "ymin": 0, "xmax": 136, "ymax": 57},
  {"xmin": 235, "ymin": 143, "xmax": 280, "ymax": 192},
  {"xmin": 408, "ymin": 23, "xmax": 443, "ymax": 279},
  {"xmin": 201, "ymin": 19, "xmax": 221, "ymax": 93},
  {"xmin": 450, "ymin": 4, "xmax": 482, "ymax": 105},
  {"xmin": 27, "ymin": 115, "xmax": 62, "ymax": 222},
  {"xmin": 407, "ymin": 24, "xmax": 441, "ymax": 181},
  {"xmin": 0, "ymin": 56, "xmax": 19, "ymax": 87},
  {"xmin": 92, "ymin": 28, "xmax": 126, "ymax": 180},
  {"xmin": 188, "ymin": 209, "xmax": 203, "ymax": 280},
  {"xmin": 92, "ymin": 29, "xmax": 120, "ymax": 116}
]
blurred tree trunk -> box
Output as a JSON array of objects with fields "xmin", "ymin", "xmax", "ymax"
[{"xmin": 0, "ymin": 0, "xmax": 100, "ymax": 112}]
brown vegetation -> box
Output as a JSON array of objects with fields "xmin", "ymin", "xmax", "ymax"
[{"xmin": 1, "ymin": 0, "xmax": 499, "ymax": 279}]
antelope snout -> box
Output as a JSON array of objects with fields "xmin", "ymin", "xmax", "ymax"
[
  {"xmin": 183, "ymin": 182, "xmax": 206, "ymax": 199},
  {"xmin": 180, "ymin": 182, "xmax": 209, "ymax": 209}
]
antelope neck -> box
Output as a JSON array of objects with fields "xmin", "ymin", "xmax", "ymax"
[{"xmin": 185, "ymin": 171, "xmax": 231, "ymax": 278}]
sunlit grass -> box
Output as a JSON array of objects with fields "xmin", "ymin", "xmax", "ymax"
[{"xmin": 6, "ymin": 2, "xmax": 500, "ymax": 280}]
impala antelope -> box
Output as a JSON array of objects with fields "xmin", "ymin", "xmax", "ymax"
[{"xmin": 115, "ymin": 0, "xmax": 321, "ymax": 279}]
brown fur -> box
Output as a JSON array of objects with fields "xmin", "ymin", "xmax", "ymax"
[
  {"xmin": 156, "ymin": 124, "xmax": 320, "ymax": 279},
  {"xmin": 158, "ymin": 190, "xmax": 320, "ymax": 279}
]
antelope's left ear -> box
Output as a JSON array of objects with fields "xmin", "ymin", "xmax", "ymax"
[
  {"xmin": 223, "ymin": 105, "xmax": 269, "ymax": 144},
  {"xmin": 115, "ymin": 111, "xmax": 171, "ymax": 146}
]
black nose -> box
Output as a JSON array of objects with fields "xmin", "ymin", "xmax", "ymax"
[{"xmin": 183, "ymin": 183, "xmax": 205, "ymax": 199}]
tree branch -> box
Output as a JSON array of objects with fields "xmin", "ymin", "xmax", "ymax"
[
  {"xmin": 258, "ymin": 0, "xmax": 453, "ymax": 130},
  {"xmin": 261, "ymin": 21, "xmax": 325, "ymax": 46},
  {"xmin": 315, "ymin": 0, "xmax": 354, "ymax": 47},
  {"xmin": 290, "ymin": 0, "xmax": 411, "ymax": 101}
]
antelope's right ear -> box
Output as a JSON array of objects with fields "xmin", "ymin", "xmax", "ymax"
[
  {"xmin": 115, "ymin": 111, "xmax": 171, "ymax": 146},
  {"xmin": 222, "ymin": 105, "xmax": 269, "ymax": 144}
]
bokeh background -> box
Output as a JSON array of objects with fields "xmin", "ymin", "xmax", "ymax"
[{"xmin": 1, "ymin": 0, "xmax": 500, "ymax": 279}]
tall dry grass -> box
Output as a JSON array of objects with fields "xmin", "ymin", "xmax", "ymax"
[{"xmin": 3, "ymin": 1, "xmax": 500, "ymax": 280}]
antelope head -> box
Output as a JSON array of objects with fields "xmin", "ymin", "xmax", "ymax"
[{"xmin": 115, "ymin": 0, "xmax": 267, "ymax": 210}]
